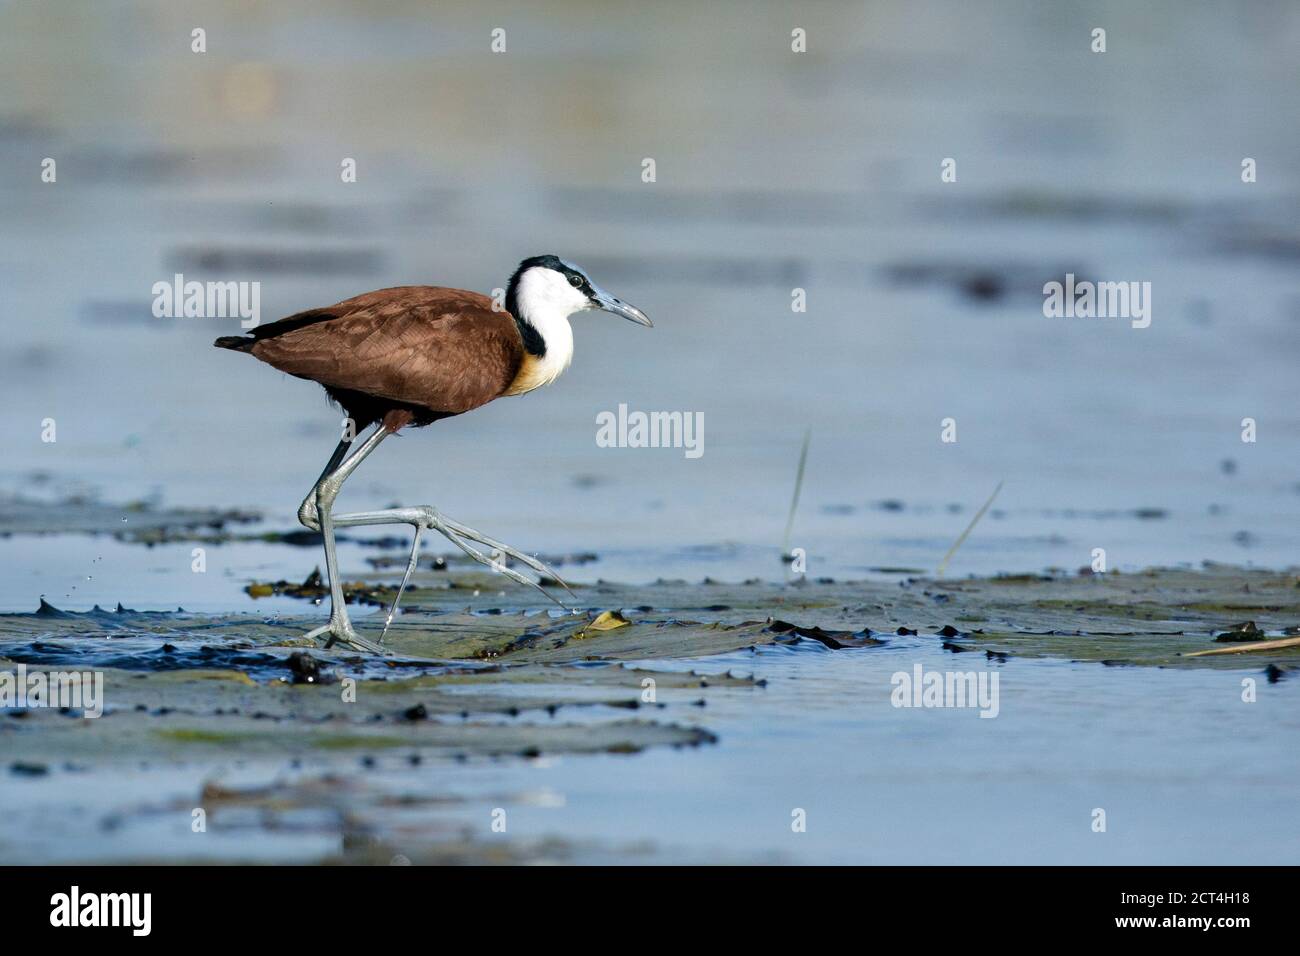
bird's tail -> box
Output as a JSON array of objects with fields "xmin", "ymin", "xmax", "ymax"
[{"xmin": 214, "ymin": 335, "xmax": 255, "ymax": 352}]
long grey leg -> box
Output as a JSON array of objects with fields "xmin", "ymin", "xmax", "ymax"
[
  {"xmin": 328, "ymin": 506, "xmax": 578, "ymax": 612},
  {"xmin": 380, "ymin": 521, "xmax": 423, "ymax": 643},
  {"xmin": 297, "ymin": 436, "xmax": 352, "ymax": 531},
  {"xmin": 296, "ymin": 425, "xmax": 578, "ymax": 654},
  {"xmin": 300, "ymin": 426, "xmax": 391, "ymax": 653}
]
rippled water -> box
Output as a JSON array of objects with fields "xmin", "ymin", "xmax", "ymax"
[{"xmin": 2, "ymin": 636, "xmax": 1295, "ymax": 864}]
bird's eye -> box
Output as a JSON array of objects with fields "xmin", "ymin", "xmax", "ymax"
[{"xmin": 568, "ymin": 275, "xmax": 583, "ymax": 288}]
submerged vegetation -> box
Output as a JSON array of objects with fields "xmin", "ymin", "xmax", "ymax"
[{"xmin": 1, "ymin": 492, "xmax": 1296, "ymax": 862}]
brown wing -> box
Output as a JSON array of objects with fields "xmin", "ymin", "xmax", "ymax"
[{"xmin": 245, "ymin": 287, "xmax": 524, "ymax": 415}]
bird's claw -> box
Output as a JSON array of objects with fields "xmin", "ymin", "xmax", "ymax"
[
  {"xmin": 412, "ymin": 507, "xmax": 577, "ymax": 611},
  {"xmin": 301, "ymin": 504, "xmax": 580, "ymax": 656},
  {"xmin": 304, "ymin": 619, "xmax": 389, "ymax": 655}
]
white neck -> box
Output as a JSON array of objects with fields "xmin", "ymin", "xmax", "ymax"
[
  {"xmin": 504, "ymin": 268, "xmax": 581, "ymax": 395},
  {"xmin": 518, "ymin": 304, "xmax": 574, "ymax": 384}
]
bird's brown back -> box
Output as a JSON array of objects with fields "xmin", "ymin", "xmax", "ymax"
[{"xmin": 241, "ymin": 287, "xmax": 526, "ymax": 417}]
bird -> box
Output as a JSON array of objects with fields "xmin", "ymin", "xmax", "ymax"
[{"xmin": 215, "ymin": 255, "xmax": 651, "ymax": 653}]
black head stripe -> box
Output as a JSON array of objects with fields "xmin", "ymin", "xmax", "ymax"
[
  {"xmin": 505, "ymin": 255, "xmax": 592, "ymax": 356},
  {"xmin": 506, "ymin": 255, "xmax": 562, "ymax": 357}
]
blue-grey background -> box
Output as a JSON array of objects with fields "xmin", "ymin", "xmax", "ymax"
[{"xmin": 2, "ymin": 0, "xmax": 1298, "ymax": 610}]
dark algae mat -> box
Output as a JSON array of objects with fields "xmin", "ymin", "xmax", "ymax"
[
  {"xmin": 2, "ymin": 564, "xmax": 1296, "ymax": 763},
  {"xmin": 2, "ymin": 563, "xmax": 1296, "ymax": 862}
]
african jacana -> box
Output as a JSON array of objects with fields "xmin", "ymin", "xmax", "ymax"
[{"xmin": 216, "ymin": 255, "xmax": 651, "ymax": 653}]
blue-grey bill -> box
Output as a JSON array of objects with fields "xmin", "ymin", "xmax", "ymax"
[{"xmin": 593, "ymin": 290, "xmax": 652, "ymax": 327}]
